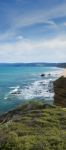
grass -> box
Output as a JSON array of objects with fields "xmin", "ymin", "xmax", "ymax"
[{"xmin": 0, "ymin": 101, "xmax": 66, "ymax": 150}]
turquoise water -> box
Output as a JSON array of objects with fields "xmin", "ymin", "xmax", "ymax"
[{"xmin": 0, "ymin": 66, "xmax": 61, "ymax": 114}]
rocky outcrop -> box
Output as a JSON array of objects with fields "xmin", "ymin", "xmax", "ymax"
[
  {"xmin": 41, "ymin": 74, "xmax": 45, "ymax": 77},
  {"xmin": 40, "ymin": 73, "xmax": 51, "ymax": 77},
  {"xmin": 54, "ymin": 76, "xmax": 66, "ymax": 107}
]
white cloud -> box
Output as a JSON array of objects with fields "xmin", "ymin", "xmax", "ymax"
[
  {"xmin": 11, "ymin": 2, "xmax": 66, "ymax": 29},
  {"xmin": 64, "ymin": 22, "xmax": 66, "ymax": 26},
  {"xmin": 0, "ymin": 30, "xmax": 16, "ymax": 42},
  {"xmin": 0, "ymin": 35, "xmax": 66, "ymax": 62},
  {"xmin": 0, "ymin": 1, "xmax": 66, "ymax": 63},
  {"xmin": 0, "ymin": 0, "xmax": 66, "ymax": 43}
]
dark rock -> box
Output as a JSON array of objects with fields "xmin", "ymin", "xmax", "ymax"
[
  {"xmin": 41, "ymin": 74, "xmax": 45, "ymax": 77},
  {"xmin": 0, "ymin": 101, "xmax": 56, "ymax": 123},
  {"xmin": 11, "ymin": 91, "xmax": 21, "ymax": 95},
  {"xmin": 43, "ymin": 104, "xmax": 56, "ymax": 109},
  {"xmin": 54, "ymin": 76, "xmax": 66, "ymax": 107}
]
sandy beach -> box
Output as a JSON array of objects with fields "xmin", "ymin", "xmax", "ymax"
[{"xmin": 62, "ymin": 69, "xmax": 66, "ymax": 77}]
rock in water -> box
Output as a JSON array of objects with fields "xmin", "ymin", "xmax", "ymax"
[{"xmin": 41, "ymin": 74, "xmax": 45, "ymax": 77}]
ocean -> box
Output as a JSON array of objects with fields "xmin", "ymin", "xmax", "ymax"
[{"xmin": 0, "ymin": 65, "xmax": 62, "ymax": 114}]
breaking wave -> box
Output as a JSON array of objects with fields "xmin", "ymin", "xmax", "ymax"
[
  {"xmin": 4, "ymin": 81, "xmax": 53, "ymax": 101},
  {"xmin": 4, "ymin": 70, "xmax": 63, "ymax": 101}
]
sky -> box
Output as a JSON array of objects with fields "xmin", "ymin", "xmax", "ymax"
[{"xmin": 0, "ymin": 0, "xmax": 66, "ymax": 63}]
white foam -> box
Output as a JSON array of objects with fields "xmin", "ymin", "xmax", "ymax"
[
  {"xmin": 5, "ymin": 79, "xmax": 53, "ymax": 100},
  {"xmin": 38, "ymin": 68, "xmax": 61, "ymax": 78},
  {"xmin": 5, "ymin": 69, "xmax": 62, "ymax": 101},
  {"xmin": 4, "ymin": 86, "xmax": 21, "ymax": 100},
  {"xmin": 18, "ymin": 79, "xmax": 54, "ymax": 100},
  {"xmin": 4, "ymin": 96, "xmax": 8, "ymax": 100},
  {"xmin": 9, "ymin": 86, "xmax": 20, "ymax": 89},
  {"xmin": 44, "ymin": 69, "xmax": 63, "ymax": 78}
]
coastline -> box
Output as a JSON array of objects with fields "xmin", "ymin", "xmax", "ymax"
[
  {"xmin": 0, "ymin": 67, "xmax": 63, "ymax": 115},
  {"xmin": 62, "ymin": 69, "xmax": 66, "ymax": 77},
  {"xmin": 0, "ymin": 68, "xmax": 66, "ymax": 149}
]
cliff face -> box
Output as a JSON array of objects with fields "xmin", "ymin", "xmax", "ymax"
[{"xmin": 54, "ymin": 76, "xmax": 66, "ymax": 107}]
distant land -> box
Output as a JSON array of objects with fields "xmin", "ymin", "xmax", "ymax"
[{"xmin": 0, "ymin": 62, "xmax": 66, "ymax": 67}]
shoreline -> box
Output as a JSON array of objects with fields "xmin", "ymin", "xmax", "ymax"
[
  {"xmin": 62, "ymin": 69, "xmax": 66, "ymax": 77},
  {"xmin": 0, "ymin": 67, "xmax": 64, "ymax": 116}
]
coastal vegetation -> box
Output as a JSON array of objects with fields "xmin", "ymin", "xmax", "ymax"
[{"xmin": 0, "ymin": 101, "xmax": 66, "ymax": 150}]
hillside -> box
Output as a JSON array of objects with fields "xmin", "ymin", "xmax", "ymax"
[
  {"xmin": 0, "ymin": 101, "xmax": 66, "ymax": 150},
  {"xmin": 57, "ymin": 63, "xmax": 66, "ymax": 68},
  {"xmin": 54, "ymin": 76, "xmax": 66, "ymax": 107}
]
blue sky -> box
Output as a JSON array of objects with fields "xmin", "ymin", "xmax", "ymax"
[{"xmin": 0, "ymin": 0, "xmax": 66, "ymax": 62}]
